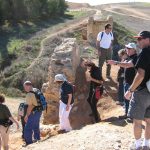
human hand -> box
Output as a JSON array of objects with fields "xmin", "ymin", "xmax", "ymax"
[
  {"xmin": 107, "ymin": 60, "xmax": 116, "ymax": 65},
  {"xmin": 24, "ymin": 115, "xmax": 28, "ymax": 123},
  {"xmin": 124, "ymin": 91, "xmax": 132, "ymax": 100},
  {"xmin": 15, "ymin": 121, "xmax": 19, "ymax": 130},
  {"xmin": 66, "ymin": 105, "xmax": 70, "ymax": 111}
]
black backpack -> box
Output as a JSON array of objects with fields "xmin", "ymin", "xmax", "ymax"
[{"xmin": 30, "ymin": 89, "xmax": 47, "ymax": 112}]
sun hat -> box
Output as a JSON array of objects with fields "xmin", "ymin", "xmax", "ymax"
[{"xmin": 54, "ymin": 74, "xmax": 67, "ymax": 82}]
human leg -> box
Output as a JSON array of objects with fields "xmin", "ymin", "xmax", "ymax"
[
  {"xmin": 99, "ymin": 48, "xmax": 107, "ymax": 74},
  {"xmin": 33, "ymin": 112, "xmax": 42, "ymax": 141},
  {"xmin": 106, "ymin": 48, "xmax": 112, "ymax": 77},
  {"xmin": 24, "ymin": 113, "xmax": 34, "ymax": 144},
  {"xmin": 0, "ymin": 126, "xmax": 9, "ymax": 150}
]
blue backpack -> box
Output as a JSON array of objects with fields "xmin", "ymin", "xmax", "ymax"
[{"xmin": 30, "ymin": 89, "xmax": 47, "ymax": 112}]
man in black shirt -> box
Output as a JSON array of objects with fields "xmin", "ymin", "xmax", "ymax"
[
  {"xmin": 108, "ymin": 43, "xmax": 137, "ymax": 119},
  {"xmin": 125, "ymin": 31, "xmax": 150, "ymax": 150}
]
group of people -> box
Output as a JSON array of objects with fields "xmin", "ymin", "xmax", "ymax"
[
  {"xmin": 0, "ymin": 22, "xmax": 150, "ymax": 150},
  {"xmin": 98, "ymin": 27, "xmax": 150, "ymax": 150}
]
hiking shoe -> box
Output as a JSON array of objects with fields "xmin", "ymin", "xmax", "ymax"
[
  {"xmin": 142, "ymin": 146, "xmax": 150, "ymax": 150},
  {"xmin": 57, "ymin": 129, "xmax": 66, "ymax": 134},
  {"xmin": 119, "ymin": 114, "xmax": 127, "ymax": 119}
]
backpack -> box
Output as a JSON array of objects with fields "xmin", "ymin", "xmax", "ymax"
[
  {"xmin": 30, "ymin": 89, "xmax": 47, "ymax": 112},
  {"xmin": 100, "ymin": 31, "xmax": 113, "ymax": 41},
  {"xmin": 18, "ymin": 103, "xmax": 28, "ymax": 117}
]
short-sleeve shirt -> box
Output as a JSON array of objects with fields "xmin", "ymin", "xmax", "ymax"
[
  {"xmin": 90, "ymin": 67, "xmax": 102, "ymax": 88},
  {"xmin": 125, "ymin": 54, "xmax": 137, "ymax": 85},
  {"xmin": 0, "ymin": 104, "xmax": 12, "ymax": 120},
  {"xmin": 60, "ymin": 81, "xmax": 74, "ymax": 105},
  {"xmin": 97, "ymin": 31, "xmax": 114, "ymax": 49},
  {"xmin": 135, "ymin": 46, "xmax": 150, "ymax": 90},
  {"xmin": 26, "ymin": 88, "xmax": 38, "ymax": 106}
]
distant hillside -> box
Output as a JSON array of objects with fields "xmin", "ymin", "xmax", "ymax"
[
  {"xmin": 67, "ymin": 2, "xmax": 91, "ymax": 9},
  {"xmin": 96, "ymin": 2, "xmax": 150, "ymax": 33}
]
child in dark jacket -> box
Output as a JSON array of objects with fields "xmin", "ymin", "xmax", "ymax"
[{"xmin": 116, "ymin": 49, "xmax": 128, "ymax": 106}]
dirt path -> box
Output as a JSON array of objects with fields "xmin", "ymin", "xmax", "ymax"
[{"xmin": 27, "ymin": 8, "xmax": 97, "ymax": 70}]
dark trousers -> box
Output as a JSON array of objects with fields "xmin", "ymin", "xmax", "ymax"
[
  {"xmin": 98, "ymin": 47, "xmax": 112, "ymax": 77},
  {"xmin": 24, "ymin": 111, "xmax": 42, "ymax": 144},
  {"xmin": 21, "ymin": 117, "xmax": 26, "ymax": 139},
  {"xmin": 87, "ymin": 85, "xmax": 99, "ymax": 122},
  {"xmin": 124, "ymin": 83, "xmax": 130, "ymax": 115},
  {"xmin": 118, "ymin": 78, "xmax": 124, "ymax": 103}
]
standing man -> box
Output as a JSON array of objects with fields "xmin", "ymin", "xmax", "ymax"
[
  {"xmin": 96, "ymin": 23, "xmax": 114, "ymax": 81},
  {"xmin": 125, "ymin": 31, "xmax": 150, "ymax": 150},
  {"xmin": 108, "ymin": 43, "xmax": 137, "ymax": 120},
  {"xmin": 23, "ymin": 81, "xmax": 42, "ymax": 146}
]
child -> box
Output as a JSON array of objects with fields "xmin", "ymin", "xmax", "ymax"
[
  {"xmin": 116, "ymin": 49, "xmax": 128, "ymax": 106},
  {"xmin": 17, "ymin": 102, "xmax": 28, "ymax": 140}
]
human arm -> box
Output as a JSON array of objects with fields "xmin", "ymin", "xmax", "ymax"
[
  {"xmin": 107, "ymin": 60, "xmax": 134, "ymax": 68},
  {"xmin": 66, "ymin": 94, "xmax": 72, "ymax": 111},
  {"xmin": 24, "ymin": 105, "xmax": 34, "ymax": 123},
  {"xmin": 9, "ymin": 116, "xmax": 19, "ymax": 129}
]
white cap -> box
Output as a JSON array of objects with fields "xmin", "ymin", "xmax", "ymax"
[
  {"xmin": 54, "ymin": 74, "xmax": 67, "ymax": 82},
  {"xmin": 23, "ymin": 81, "xmax": 32, "ymax": 85},
  {"xmin": 125, "ymin": 43, "xmax": 136, "ymax": 49}
]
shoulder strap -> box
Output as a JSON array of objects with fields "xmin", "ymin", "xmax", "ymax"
[
  {"xmin": 100, "ymin": 32, "xmax": 104, "ymax": 41},
  {"xmin": 110, "ymin": 32, "xmax": 112, "ymax": 36}
]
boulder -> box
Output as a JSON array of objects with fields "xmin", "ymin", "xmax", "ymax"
[{"xmin": 43, "ymin": 38, "xmax": 93, "ymax": 128}]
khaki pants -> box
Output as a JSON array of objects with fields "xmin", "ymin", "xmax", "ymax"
[
  {"xmin": 98, "ymin": 47, "xmax": 112, "ymax": 77},
  {"xmin": 0, "ymin": 125, "xmax": 9, "ymax": 150}
]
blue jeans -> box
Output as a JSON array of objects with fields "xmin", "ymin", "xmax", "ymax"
[
  {"xmin": 124, "ymin": 83, "xmax": 130, "ymax": 115},
  {"xmin": 118, "ymin": 78, "xmax": 124, "ymax": 103},
  {"xmin": 24, "ymin": 111, "xmax": 42, "ymax": 144}
]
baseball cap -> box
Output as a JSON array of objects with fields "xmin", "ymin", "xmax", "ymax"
[
  {"xmin": 54, "ymin": 74, "xmax": 67, "ymax": 82},
  {"xmin": 125, "ymin": 43, "xmax": 136, "ymax": 49},
  {"xmin": 133, "ymin": 31, "xmax": 150, "ymax": 39}
]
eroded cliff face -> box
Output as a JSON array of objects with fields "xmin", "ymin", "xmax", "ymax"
[{"xmin": 42, "ymin": 38, "xmax": 93, "ymax": 128}]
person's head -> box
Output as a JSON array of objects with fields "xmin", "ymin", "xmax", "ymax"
[
  {"xmin": 118, "ymin": 49, "xmax": 128, "ymax": 60},
  {"xmin": 133, "ymin": 31, "xmax": 150, "ymax": 49},
  {"xmin": 0, "ymin": 94, "xmax": 5, "ymax": 103},
  {"xmin": 105, "ymin": 23, "xmax": 112, "ymax": 33},
  {"xmin": 125, "ymin": 43, "xmax": 137, "ymax": 56},
  {"xmin": 85, "ymin": 61, "xmax": 96, "ymax": 71},
  {"xmin": 23, "ymin": 81, "xmax": 33, "ymax": 92},
  {"xmin": 54, "ymin": 74, "xmax": 67, "ymax": 85}
]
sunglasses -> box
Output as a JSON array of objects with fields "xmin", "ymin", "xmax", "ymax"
[{"xmin": 137, "ymin": 37, "xmax": 146, "ymax": 41}]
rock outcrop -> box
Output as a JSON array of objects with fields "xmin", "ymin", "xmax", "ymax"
[{"xmin": 42, "ymin": 38, "xmax": 93, "ymax": 128}]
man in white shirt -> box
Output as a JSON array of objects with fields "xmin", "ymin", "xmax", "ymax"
[{"xmin": 96, "ymin": 24, "xmax": 114, "ymax": 80}]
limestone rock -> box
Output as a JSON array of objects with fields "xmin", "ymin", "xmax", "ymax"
[{"xmin": 43, "ymin": 38, "xmax": 93, "ymax": 128}]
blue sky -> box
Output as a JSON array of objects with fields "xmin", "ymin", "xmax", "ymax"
[{"xmin": 66, "ymin": 0, "xmax": 150, "ymax": 5}]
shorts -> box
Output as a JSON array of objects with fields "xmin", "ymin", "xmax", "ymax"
[{"xmin": 128, "ymin": 88, "xmax": 150, "ymax": 120}]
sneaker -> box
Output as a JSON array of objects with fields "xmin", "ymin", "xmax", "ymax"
[{"xmin": 142, "ymin": 146, "xmax": 150, "ymax": 150}]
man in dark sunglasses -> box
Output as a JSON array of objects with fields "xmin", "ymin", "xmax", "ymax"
[{"xmin": 125, "ymin": 31, "xmax": 150, "ymax": 150}]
